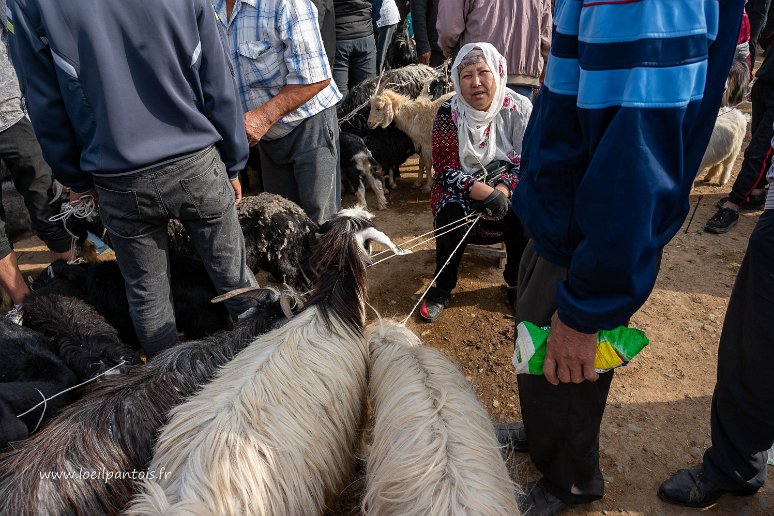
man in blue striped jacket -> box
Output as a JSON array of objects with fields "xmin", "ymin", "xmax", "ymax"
[{"xmin": 508, "ymin": 1, "xmax": 744, "ymax": 513}]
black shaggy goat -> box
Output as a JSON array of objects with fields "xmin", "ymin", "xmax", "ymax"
[
  {"xmin": 0, "ymin": 289, "xmax": 290, "ymax": 515},
  {"xmin": 0, "ymin": 320, "xmax": 79, "ymax": 450},
  {"xmin": 23, "ymin": 294, "xmax": 140, "ymax": 380},
  {"xmin": 168, "ymin": 192, "xmax": 318, "ymax": 288},
  {"xmin": 340, "ymin": 131, "xmax": 388, "ymax": 210},
  {"xmin": 30, "ymin": 256, "xmax": 230, "ymax": 346},
  {"xmin": 363, "ymin": 128, "xmax": 415, "ymax": 191}
]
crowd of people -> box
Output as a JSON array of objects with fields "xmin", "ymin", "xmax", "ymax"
[{"xmin": 1, "ymin": 0, "xmax": 770, "ymax": 514}]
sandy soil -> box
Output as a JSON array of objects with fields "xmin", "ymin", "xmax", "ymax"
[{"xmin": 10, "ymin": 99, "xmax": 772, "ymax": 514}]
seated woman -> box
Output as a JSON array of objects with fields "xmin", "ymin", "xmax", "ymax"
[{"xmin": 420, "ymin": 43, "xmax": 532, "ymax": 322}]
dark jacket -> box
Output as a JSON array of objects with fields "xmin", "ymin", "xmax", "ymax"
[
  {"xmin": 333, "ymin": 0, "xmax": 373, "ymax": 40},
  {"xmin": 411, "ymin": 0, "xmax": 440, "ymax": 57},
  {"xmin": 514, "ymin": 0, "xmax": 744, "ymax": 333},
  {"xmin": 8, "ymin": 0, "xmax": 248, "ymax": 192},
  {"xmin": 755, "ymin": 39, "xmax": 774, "ymax": 82}
]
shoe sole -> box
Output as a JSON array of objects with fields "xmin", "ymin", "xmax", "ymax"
[
  {"xmin": 704, "ymin": 219, "xmax": 738, "ymax": 234},
  {"xmin": 657, "ymin": 487, "xmax": 758, "ymax": 509}
]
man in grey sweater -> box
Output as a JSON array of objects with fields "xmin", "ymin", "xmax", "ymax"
[{"xmin": 8, "ymin": 0, "xmax": 257, "ymax": 356}]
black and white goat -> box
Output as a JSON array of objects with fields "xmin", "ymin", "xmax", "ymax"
[
  {"xmin": 0, "ymin": 289, "xmax": 289, "ymax": 516},
  {"xmin": 0, "ymin": 320, "xmax": 79, "ymax": 450},
  {"xmin": 168, "ymin": 193, "xmax": 318, "ymax": 289},
  {"xmin": 30, "ymin": 256, "xmax": 230, "ymax": 346},
  {"xmin": 340, "ymin": 131, "xmax": 388, "ymax": 210},
  {"xmin": 128, "ymin": 208, "xmax": 407, "ymax": 515}
]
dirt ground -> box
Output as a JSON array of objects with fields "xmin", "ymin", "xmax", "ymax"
[{"xmin": 10, "ymin": 101, "xmax": 772, "ymax": 514}]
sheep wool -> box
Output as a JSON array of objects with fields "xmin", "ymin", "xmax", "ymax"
[{"xmin": 363, "ymin": 320, "xmax": 519, "ymax": 516}]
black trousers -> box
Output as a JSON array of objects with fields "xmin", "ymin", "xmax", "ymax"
[
  {"xmin": 0, "ymin": 118, "xmax": 71, "ymax": 258},
  {"xmin": 729, "ymin": 79, "xmax": 774, "ymax": 206},
  {"xmin": 515, "ymin": 241, "xmax": 614, "ymax": 504},
  {"xmin": 747, "ymin": 0, "xmax": 772, "ymax": 66},
  {"xmin": 432, "ymin": 203, "xmax": 527, "ymax": 295},
  {"xmin": 704, "ymin": 209, "xmax": 774, "ymax": 491}
]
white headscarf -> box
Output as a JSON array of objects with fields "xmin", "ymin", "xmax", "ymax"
[{"xmin": 450, "ymin": 43, "xmax": 512, "ymax": 174}]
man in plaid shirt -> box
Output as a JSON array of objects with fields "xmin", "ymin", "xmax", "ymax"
[{"xmin": 214, "ymin": 0, "xmax": 342, "ymax": 224}]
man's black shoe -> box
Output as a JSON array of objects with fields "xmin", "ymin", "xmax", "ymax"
[
  {"xmin": 494, "ymin": 421, "xmax": 528, "ymax": 452},
  {"xmin": 705, "ymin": 207, "xmax": 739, "ymax": 234},
  {"xmin": 658, "ymin": 465, "xmax": 758, "ymax": 509},
  {"xmin": 518, "ymin": 479, "xmax": 571, "ymax": 515}
]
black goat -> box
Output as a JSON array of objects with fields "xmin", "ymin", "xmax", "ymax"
[
  {"xmin": 363, "ymin": 128, "xmax": 415, "ymax": 191},
  {"xmin": 23, "ymin": 294, "xmax": 140, "ymax": 380},
  {"xmin": 340, "ymin": 131, "xmax": 388, "ymax": 210},
  {"xmin": 0, "ymin": 289, "xmax": 290, "ymax": 515},
  {"xmin": 0, "ymin": 320, "xmax": 79, "ymax": 450},
  {"xmin": 168, "ymin": 193, "xmax": 318, "ymax": 289},
  {"xmin": 30, "ymin": 256, "xmax": 230, "ymax": 346}
]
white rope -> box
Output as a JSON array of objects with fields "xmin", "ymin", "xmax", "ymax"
[
  {"xmin": 48, "ymin": 194, "xmax": 99, "ymax": 264},
  {"xmin": 28, "ymin": 388, "xmax": 47, "ymax": 434},
  {"xmin": 17, "ymin": 360, "xmax": 127, "ymax": 420},
  {"xmin": 400, "ymin": 213, "xmax": 482, "ymax": 326},
  {"xmin": 370, "ymin": 212, "xmax": 477, "ymax": 258},
  {"xmin": 369, "ymin": 216, "xmax": 476, "ymax": 267}
]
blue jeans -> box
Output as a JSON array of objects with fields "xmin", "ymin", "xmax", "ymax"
[
  {"xmin": 94, "ymin": 146, "xmax": 257, "ymax": 357},
  {"xmin": 507, "ymin": 84, "xmax": 535, "ymax": 103},
  {"xmin": 333, "ymin": 35, "xmax": 377, "ymax": 98}
]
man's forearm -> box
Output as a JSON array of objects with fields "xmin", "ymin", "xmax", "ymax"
[{"xmin": 248, "ymin": 80, "xmax": 329, "ymax": 127}]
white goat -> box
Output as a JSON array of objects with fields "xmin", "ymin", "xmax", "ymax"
[
  {"xmin": 368, "ymin": 89, "xmax": 454, "ymax": 193},
  {"xmin": 363, "ymin": 320, "xmax": 519, "ymax": 516},
  {"xmin": 696, "ymin": 108, "xmax": 749, "ymax": 186},
  {"xmin": 128, "ymin": 208, "xmax": 397, "ymax": 516}
]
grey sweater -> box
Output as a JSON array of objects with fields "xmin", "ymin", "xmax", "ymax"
[
  {"xmin": 0, "ymin": 0, "xmax": 24, "ymax": 133},
  {"xmin": 8, "ymin": 0, "xmax": 248, "ymax": 192}
]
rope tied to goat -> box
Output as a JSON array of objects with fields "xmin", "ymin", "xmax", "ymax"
[
  {"xmin": 16, "ymin": 360, "xmax": 127, "ymax": 423},
  {"xmin": 48, "ymin": 194, "xmax": 99, "ymax": 264}
]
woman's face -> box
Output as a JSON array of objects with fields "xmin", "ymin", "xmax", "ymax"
[{"xmin": 459, "ymin": 61, "xmax": 496, "ymax": 111}]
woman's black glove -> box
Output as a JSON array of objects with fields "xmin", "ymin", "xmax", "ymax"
[{"xmin": 471, "ymin": 189, "xmax": 510, "ymax": 219}]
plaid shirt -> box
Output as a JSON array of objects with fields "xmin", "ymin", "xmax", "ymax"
[{"xmin": 212, "ymin": 0, "xmax": 341, "ymax": 140}]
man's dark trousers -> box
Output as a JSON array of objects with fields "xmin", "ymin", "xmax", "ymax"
[
  {"xmin": 703, "ymin": 208, "xmax": 774, "ymax": 492},
  {"xmin": 0, "ymin": 117, "xmax": 71, "ymax": 256},
  {"xmin": 515, "ymin": 241, "xmax": 614, "ymax": 505},
  {"xmin": 728, "ymin": 79, "xmax": 774, "ymax": 206},
  {"xmin": 94, "ymin": 146, "xmax": 257, "ymax": 357}
]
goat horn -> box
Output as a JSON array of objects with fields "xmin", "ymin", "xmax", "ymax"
[
  {"xmin": 211, "ymin": 286, "xmax": 278, "ymax": 304},
  {"xmin": 279, "ymin": 292, "xmax": 296, "ymax": 319},
  {"xmin": 356, "ymin": 227, "xmax": 412, "ymax": 258}
]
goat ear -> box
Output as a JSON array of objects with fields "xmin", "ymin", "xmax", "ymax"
[{"xmin": 211, "ymin": 286, "xmax": 279, "ymax": 304}]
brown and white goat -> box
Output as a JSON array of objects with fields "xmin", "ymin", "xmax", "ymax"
[
  {"xmin": 368, "ymin": 89, "xmax": 454, "ymax": 193},
  {"xmin": 128, "ymin": 208, "xmax": 404, "ymax": 516},
  {"xmin": 363, "ymin": 320, "xmax": 519, "ymax": 516}
]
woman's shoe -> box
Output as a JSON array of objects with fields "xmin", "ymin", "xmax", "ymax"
[{"xmin": 419, "ymin": 288, "xmax": 451, "ymax": 322}]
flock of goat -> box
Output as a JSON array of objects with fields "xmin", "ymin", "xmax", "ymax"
[
  {"xmin": 0, "ymin": 202, "xmax": 521, "ymax": 515},
  {"xmin": 0, "ymin": 51, "xmax": 753, "ymax": 513}
]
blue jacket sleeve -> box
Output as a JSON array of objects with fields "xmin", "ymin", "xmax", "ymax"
[
  {"xmin": 195, "ymin": 0, "xmax": 248, "ymax": 176},
  {"xmin": 555, "ymin": 0, "xmax": 745, "ymax": 333},
  {"xmin": 8, "ymin": 0, "xmax": 90, "ymax": 192}
]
